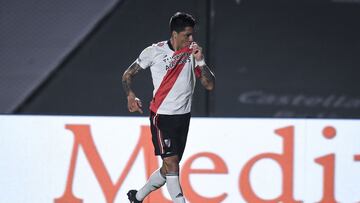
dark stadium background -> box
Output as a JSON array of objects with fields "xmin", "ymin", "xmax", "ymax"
[{"xmin": 2, "ymin": 0, "xmax": 360, "ymax": 118}]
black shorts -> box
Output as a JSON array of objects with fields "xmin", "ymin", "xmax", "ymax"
[{"xmin": 150, "ymin": 111, "xmax": 191, "ymax": 160}]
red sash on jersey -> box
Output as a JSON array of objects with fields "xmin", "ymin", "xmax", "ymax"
[{"xmin": 150, "ymin": 47, "xmax": 192, "ymax": 113}]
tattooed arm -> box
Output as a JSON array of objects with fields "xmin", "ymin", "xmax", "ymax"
[
  {"xmin": 197, "ymin": 64, "xmax": 215, "ymax": 90},
  {"xmin": 191, "ymin": 42, "xmax": 215, "ymax": 90},
  {"xmin": 122, "ymin": 62, "xmax": 143, "ymax": 113}
]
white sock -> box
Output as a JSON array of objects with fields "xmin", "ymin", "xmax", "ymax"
[
  {"xmin": 135, "ymin": 169, "xmax": 166, "ymax": 201},
  {"xmin": 166, "ymin": 174, "xmax": 186, "ymax": 203}
]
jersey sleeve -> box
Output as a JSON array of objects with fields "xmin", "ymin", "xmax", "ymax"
[{"xmin": 135, "ymin": 45, "xmax": 155, "ymax": 69}]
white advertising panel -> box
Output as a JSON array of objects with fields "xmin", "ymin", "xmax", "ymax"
[{"xmin": 0, "ymin": 115, "xmax": 359, "ymax": 203}]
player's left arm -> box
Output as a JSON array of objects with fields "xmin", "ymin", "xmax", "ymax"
[{"xmin": 191, "ymin": 42, "xmax": 215, "ymax": 91}]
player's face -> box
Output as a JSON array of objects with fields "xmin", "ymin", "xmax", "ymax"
[{"xmin": 175, "ymin": 26, "xmax": 194, "ymax": 49}]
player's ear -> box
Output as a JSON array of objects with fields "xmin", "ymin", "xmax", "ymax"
[{"xmin": 172, "ymin": 31, "xmax": 178, "ymax": 39}]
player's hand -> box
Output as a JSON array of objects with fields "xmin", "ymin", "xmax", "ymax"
[
  {"xmin": 127, "ymin": 94, "xmax": 143, "ymax": 114},
  {"xmin": 190, "ymin": 42, "xmax": 204, "ymax": 61}
]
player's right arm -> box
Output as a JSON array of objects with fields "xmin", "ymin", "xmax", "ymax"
[
  {"xmin": 122, "ymin": 62, "xmax": 143, "ymax": 114},
  {"xmin": 122, "ymin": 45, "xmax": 154, "ymax": 114}
]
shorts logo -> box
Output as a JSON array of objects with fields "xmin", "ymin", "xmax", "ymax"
[{"xmin": 164, "ymin": 139, "xmax": 171, "ymax": 148}]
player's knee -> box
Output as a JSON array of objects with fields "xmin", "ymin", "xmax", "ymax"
[
  {"xmin": 162, "ymin": 156, "xmax": 180, "ymax": 174},
  {"xmin": 163, "ymin": 161, "xmax": 179, "ymax": 173}
]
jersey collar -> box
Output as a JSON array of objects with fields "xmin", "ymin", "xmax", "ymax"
[{"xmin": 167, "ymin": 40, "xmax": 175, "ymax": 51}]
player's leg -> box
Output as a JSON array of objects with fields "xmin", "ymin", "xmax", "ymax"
[
  {"xmin": 161, "ymin": 113, "xmax": 190, "ymax": 203},
  {"xmin": 162, "ymin": 155, "xmax": 185, "ymax": 203},
  {"xmin": 128, "ymin": 112, "xmax": 189, "ymax": 203},
  {"xmin": 127, "ymin": 112, "xmax": 166, "ymax": 203},
  {"xmin": 127, "ymin": 168, "xmax": 166, "ymax": 203},
  {"xmin": 134, "ymin": 168, "xmax": 166, "ymax": 201}
]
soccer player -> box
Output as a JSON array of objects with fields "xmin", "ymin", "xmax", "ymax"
[{"xmin": 122, "ymin": 12, "xmax": 215, "ymax": 203}]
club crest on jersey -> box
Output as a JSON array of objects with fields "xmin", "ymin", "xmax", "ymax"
[
  {"xmin": 157, "ymin": 42, "xmax": 165, "ymax": 47},
  {"xmin": 165, "ymin": 52, "xmax": 191, "ymax": 71}
]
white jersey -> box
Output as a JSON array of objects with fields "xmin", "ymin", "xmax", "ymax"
[{"xmin": 135, "ymin": 40, "xmax": 200, "ymax": 115}]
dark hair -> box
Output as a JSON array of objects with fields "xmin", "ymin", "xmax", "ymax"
[{"xmin": 169, "ymin": 12, "xmax": 196, "ymax": 33}]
